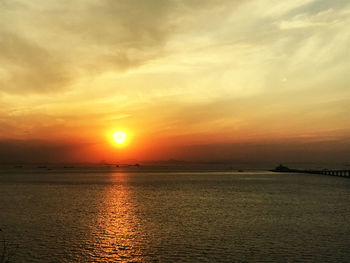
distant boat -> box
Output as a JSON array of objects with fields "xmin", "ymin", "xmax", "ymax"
[{"xmin": 127, "ymin": 163, "xmax": 141, "ymax": 167}]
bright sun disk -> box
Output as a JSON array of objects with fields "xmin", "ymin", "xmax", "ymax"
[{"xmin": 112, "ymin": 131, "xmax": 127, "ymax": 145}]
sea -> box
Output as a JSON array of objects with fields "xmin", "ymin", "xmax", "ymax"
[{"xmin": 0, "ymin": 165, "xmax": 350, "ymax": 262}]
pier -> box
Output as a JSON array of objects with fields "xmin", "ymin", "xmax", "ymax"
[{"xmin": 271, "ymin": 165, "xmax": 350, "ymax": 178}]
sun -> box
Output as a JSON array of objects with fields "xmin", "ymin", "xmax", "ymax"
[{"xmin": 112, "ymin": 131, "xmax": 127, "ymax": 145}]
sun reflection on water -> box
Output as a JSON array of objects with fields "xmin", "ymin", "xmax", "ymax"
[{"xmin": 90, "ymin": 173, "xmax": 145, "ymax": 262}]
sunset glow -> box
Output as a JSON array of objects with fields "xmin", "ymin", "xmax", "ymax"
[{"xmin": 0, "ymin": 0, "xmax": 349, "ymax": 164}]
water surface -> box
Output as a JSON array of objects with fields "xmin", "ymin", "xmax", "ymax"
[{"xmin": 0, "ymin": 170, "xmax": 349, "ymax": 262}]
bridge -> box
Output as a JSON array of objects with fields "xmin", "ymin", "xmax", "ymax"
[
  {"xmin": 301, "ymin": 169, "xmax": 350, "ymax": 177},
  {"xmin": 271, "ymin": 165, "xmax": 350, "ymax": 178}
]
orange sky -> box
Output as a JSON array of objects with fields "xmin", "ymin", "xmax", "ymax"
[{"xmin": 0, "ymin": 0, "xmax": 349, "ymax": 163}]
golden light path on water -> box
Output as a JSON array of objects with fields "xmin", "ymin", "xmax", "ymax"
[{"xmin": 90, "ymin": 173, "xmax": 147, "ymax": 262}]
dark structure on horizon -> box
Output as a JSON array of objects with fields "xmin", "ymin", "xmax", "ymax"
[{"xmin": 271, "ymin": 164, "xmax": 350, "ymax": 178}]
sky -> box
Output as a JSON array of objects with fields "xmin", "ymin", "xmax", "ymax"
[{"xmin": 0, "ymin": 0, "xmax": 349, "ymax": 163}]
